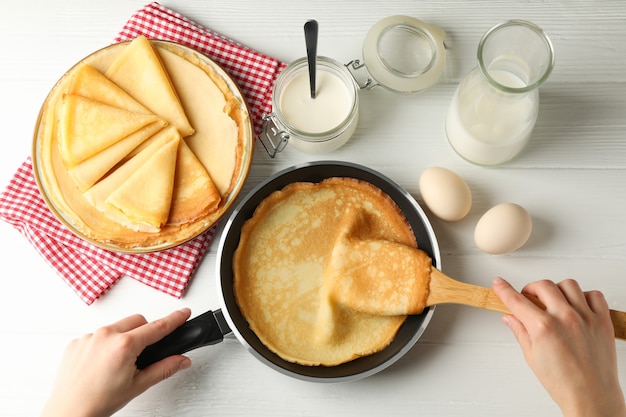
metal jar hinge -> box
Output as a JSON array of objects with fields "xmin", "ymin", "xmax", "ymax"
[{"xmin": 258, "ymin": 114, "xmax": 290, "ymax": 158}]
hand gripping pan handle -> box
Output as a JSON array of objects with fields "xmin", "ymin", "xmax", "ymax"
[{"xmin": 136, "ymin": 310, "xmax": 231, "ymax": 369}]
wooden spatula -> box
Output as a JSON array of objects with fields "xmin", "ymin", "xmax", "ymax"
[
  {"xmin": 428, "ymin": 267, "xmax": 626, "ymax": 340},
  {"xmin": 326, "ymin": 238, "xmax": 626, "ymax": 340}
]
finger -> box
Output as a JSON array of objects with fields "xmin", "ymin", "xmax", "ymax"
[
  {"xmin": 501, "ymin": 314, "xmax": 531, "ymax": 352},
  {"xmin": 585, "ymin": 290, "xmax": 610, "ymax": 314},
  {"xmin": 129, "ymin": 308, "xmax": 192, "ymax": 349},
  {"xmin": 556, "ymin": 279, "xmax": 590, "ymax": 312},
  {"xmin": 584, "ymin": 290, "xmax": 615, "ymax": 337},
  {"xmin": 520, "ymin": 279, "xmax": 569, "ymax": 313},
  {"xmin": 492, "ymin": 277, "xmax": 543, "ymax": 322},
  {"xmin": 107, "ymin": 314, "xmax": 148, "ymax": 333},
  {"xmin": 134, "ymin": 355, "xmax": 191, "ymax": 396}
]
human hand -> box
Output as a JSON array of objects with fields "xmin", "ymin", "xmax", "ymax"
[
  {"xmin": 41, "ymin": 308, "xmax": 192, "ymax": 417},
  {"xmin": 493, "ymin": 277, "xmax": 625, "ymax": 417}
]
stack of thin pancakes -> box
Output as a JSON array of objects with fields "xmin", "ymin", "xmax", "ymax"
[
  {"xmin": 233, "ymin": 178, "xmax": 418, "ymax": 366},
  {"xmin": 36, "ymin": 36, "xmax": 249, "ymax": 249}
]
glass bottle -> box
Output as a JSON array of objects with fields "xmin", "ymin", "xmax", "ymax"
[{"xmin": 445, "ymin": 20, "xmax": 555, "ymax": 165}]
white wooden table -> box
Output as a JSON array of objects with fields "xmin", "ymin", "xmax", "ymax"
[{"xmin": 1, "ymin": 1, "xmax": 625, "ymax": 416}]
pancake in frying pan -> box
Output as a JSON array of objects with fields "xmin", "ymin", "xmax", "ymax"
[{"xmin": 233, "ymin": 177, "xmax": 416, "ymax": 366}]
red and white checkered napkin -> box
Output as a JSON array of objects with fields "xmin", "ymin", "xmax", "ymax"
[{"xmin": 0, "ymin": 2, "xmax": 285, "ymax": 305}]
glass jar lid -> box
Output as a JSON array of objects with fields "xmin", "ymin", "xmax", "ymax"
[{"xmin": 361, "ymin": 15, "xmax": 446, "ymax": 93}]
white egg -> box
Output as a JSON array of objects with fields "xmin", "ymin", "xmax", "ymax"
[
  {"xmin": 419, "ymin": 167, "xmax": 472, "ymax": 221},
  {"xmin": 474, "ymin": 203, "xmax": 532, "ymax": 254}
]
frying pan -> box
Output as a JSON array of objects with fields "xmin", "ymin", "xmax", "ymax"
[{"xmin": 137, "ymin": 160, "xmax": 441, "ymax": 382}]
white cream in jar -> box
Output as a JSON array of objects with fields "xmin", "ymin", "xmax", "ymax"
[
  {"xmin": 279, "ymin": 66, "xmax": 352, "ymax": 134},
  {"xmin": 259, "ymin": 56, "xmax": 359, "ymax": 155}
]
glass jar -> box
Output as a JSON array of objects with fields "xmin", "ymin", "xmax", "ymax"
[
  {"xmin": 259, "ymin": 56, "xmax": 359, "ymax": 156},
  {"xmin": 259, "ymin": 15, "xmax": 446, "ymax": 157},
  {"xmin": 445, "ymin": 20, "xmax": 555, "ymax": 166}
]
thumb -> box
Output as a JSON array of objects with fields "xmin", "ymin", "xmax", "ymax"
[
  {"xmin": 135, "ymin": 355, "xmax": 191, "ymax": 393},
  {"xmin": 502, "ymin": 314, "xmax": 531, "ymax": 351}
]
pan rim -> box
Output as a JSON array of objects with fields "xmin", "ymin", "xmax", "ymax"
[{"xmin": 215, "ymin": 160, "xmax": 440, "ymax": 382}]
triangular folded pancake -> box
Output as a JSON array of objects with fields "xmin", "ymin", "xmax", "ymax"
[
  {"xmin": 84, "ymin": 129, "xmax": 179, "ymax": 232},
  {"xmin": 169, "ymin": 135, "xmax": 222, "ymax": 224},
  {"xmin": 105, "ymin": 137, "xmax": 179, "ymax": 233},
  {"xmin": 58, "ymin": 94, "xmax": 161, "ymax": 167},
  {"xmin": 105, "ymin": 35, "xmax": 194, "ymax": 137},
  {"xmin": 118, "ymin": 123, "xmax": 170, "ymax": 161},
  {"xmin": 67, "ymin": 63, "xmax": 150, "ymax": 114},
  {"xmin": 67, "ymin": 121, "xmax": 166, "ymax": 192},
  {"xmin": 116, "ymin": 125, "xmax": 222, "ymax": 224}
]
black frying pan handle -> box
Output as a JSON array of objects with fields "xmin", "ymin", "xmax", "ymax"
[{"xmin": 136, "ymin": 309, "xmax": 231, "ymax": 369}]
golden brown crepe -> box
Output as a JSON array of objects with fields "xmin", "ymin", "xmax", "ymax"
[
  {"xmin": 105, "ymin": 35, "xmax": 195, "ymax": 137},
  {"xmin": 120, "ymin": 125, "xmax": 222, "ymax": 225},
  {"xmin": 325, "ymin": 209, "xmax": 432, "ymax": 316},
  {"xmin": 67, "ymin": 120, "xmax": 166, "ymax": 192},
  {"xmin": 83, "ymin": 126, "xmax": 178, "ymax": 232},
  {"xmin": 233, "ymin": 178, "xmax": 416, "ymax": 366},
  {"xmin": 105, "ymin": 136, "xmax": 179, "ymax": 232},
  {"xmin": 170, "ymin": 135, "xmax": 221, "ymax": 224},
  {"xmin": 67, "ymin": 63, "xmax": 150, "ymax": 114},
  {"xmin": 58, "ymin": 94, "xmax": 161, "ymax": 167}
]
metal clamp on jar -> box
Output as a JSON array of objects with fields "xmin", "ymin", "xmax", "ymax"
[{"xmin": 259, "ymin": 15, "xmax": 446, "ymax": 157}]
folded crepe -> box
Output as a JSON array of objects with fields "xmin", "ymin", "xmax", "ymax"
[
  {"xmin": 67, "ymin": 121, "xmax": 166, "ymax": 192},
  {"xmin": 67, "ymin": 63, "xmax": 150, "ymax": 114},
  {"xmin": 170, "ymin": 136, "xmax": 221, "ymax": 224},
  {"xmin": 105, "ymin": 35, "xmax": 194, "ymax": 137},
  {"xmin": 114, "ymin": 125, "xmax": 222, "ymax": 225},
  {"xmin": 325, "ymin": 208, "xmax": 432, "ymax": 316},
  {"xmin": 84, "ymin": 128, "xmax": 179, "ymax": 232},
  {"xmin": 106, "ymin": 138, "xmax": 179, "ymax": 232},
  {"xmin": 58, "ymin": 94, "xmax": 162, "ymax": 167}
]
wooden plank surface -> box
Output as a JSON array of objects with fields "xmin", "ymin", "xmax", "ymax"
[{"xmin": 1, "ymin": 1, "xmax": 625, "ymax": 416}]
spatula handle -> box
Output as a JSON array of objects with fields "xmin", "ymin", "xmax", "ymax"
[
  {"xmin": 610, "ymin": 310, "xmax": 626, "ymax": 340},
  {"xmin": 427, "ymin": 268, "xmax": 517, "ymax": 313},
  {"xmin": 427, "ymin": 269, "xmax": 626, "ymax": 340}
]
